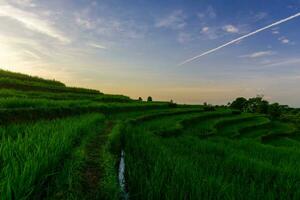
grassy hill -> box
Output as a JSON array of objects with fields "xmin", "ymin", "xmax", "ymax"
[{"xmin": 1, "ymin": 69, "xmax": 300, "ymax": 199}]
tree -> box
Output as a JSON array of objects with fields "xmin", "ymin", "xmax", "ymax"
[
  {"xmin": 169, "ymin": 100, "xmax": 177, "ymax": 108},
  {"xmin": 230, "ymin": 97, "xmax": 247, "ymax": 111},
  {"xmin": 147, "ymin": 96, "xmax": 152, "ymax": 102},
  {"xmin": 268, "ymin": 103, "xmax": 282, "ymax": 119},
  {"xmin": 138, "ymin": 97, "xmax": 143, "ymax": 101},
  {"xmin": 258, "ymin": 100, "xmax": 269, "ymax": 114},
  {"xmin": 246, "ymin": 95, "xmax": 269, "ymax": 114}
]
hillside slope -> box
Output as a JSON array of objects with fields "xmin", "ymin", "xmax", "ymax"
[{"xmin": 0, "ymin": 69, "xmax": 300, "ymax": 200}]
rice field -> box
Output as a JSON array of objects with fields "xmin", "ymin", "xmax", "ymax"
[{"xmin": 1, "ymin": 69, "xmax": 300, "ymax": 199}]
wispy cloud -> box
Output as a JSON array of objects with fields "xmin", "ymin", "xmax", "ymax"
[
  {"xmin": 23, "ymin": 49, "xmax": 41, "ymax": 59},
  {"xmin": 0, "ymin": 4, "xmax": 70, "ymax": 43},
  {"xmin": 0, "ymin": 33, "xmax": 47, "ymax": 68},
  {"xmin": 155, "ymin": 10, "xmax": 186, "ymax": 30},
  {"xmin": 254, "ymin": 12, "xmax": 268, "ymax": 21},
  {"xmin": 197, "ymin": 6, "xmax": 219, "ymax": 40},
  {"xmin": 177, "ymin": 32, "xmax": 191, "ymax": 44},
  {"xmin": 74, "ymin": 8, "xmax": 146, "ymax": 40},
  {"xmin": 200, "ymin": 24, "xmax": 243, "ymax": 40},
  {"xmin": 180, "ymin": 12, "xmax": 300, "ymax": 66},
  {"xmin": 87, "ymin": 43, "xmax": 107, "ymax": 49},
  {"xmin": 278, "ymin": 36, "xmax": 291, "ymax": 44},
  {"xmin": 201, "ymin": 27, "xmax": 209, "ymax": 32},
  {"xmin": 0, "ymin": 33, "xmax": 52, "ymax": 61},
  {"xmin": 262, "ymin": 58, "xmax": 300, "ymax": 68},
  {"xmin": 75, "ymin": 15, "xmax": 95, "ymax": 30},
  {"xmin": 270, "ymin": 26, "xmax": 280, "ymax": 35},
  {"xmin": 201, "ymin": 27, "xmax": 218, "ymax": 40},
  {"xmin": 240, "ymin": 51, "xmax": 275, "ymax": 58},
  {"xmin": 222, "ymin": 24, "xmax": 239, "ymax": 33},
  {"xmin": 197, "ymin": 6, "xmax": 216, "ymax": 19},
  {"xmin": 8, "ymin": 0, "xmax": 36, "ymax": 7}
]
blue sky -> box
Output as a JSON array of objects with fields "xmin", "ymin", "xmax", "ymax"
[{"xmin": 0, "ymin": 0, "xmax": 300, "ymax": 106}]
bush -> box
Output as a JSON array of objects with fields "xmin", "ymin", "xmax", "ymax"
[
  {"xmin": 230, "ymin": 97, "xmax": 247, "ymax": 111},
  {"xmin": 203, "ymin": 105, "xmax": 215, "ymax": 111}
]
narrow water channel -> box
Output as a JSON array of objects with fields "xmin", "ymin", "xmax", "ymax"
[{"xmin": 119, "ymin": 150, "xmax": 129, "ymax": 199}]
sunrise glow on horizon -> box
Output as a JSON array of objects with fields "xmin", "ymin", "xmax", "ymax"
[{"xmin": 1, "ymin": 0, "xmax": 300, "ymax": 106}]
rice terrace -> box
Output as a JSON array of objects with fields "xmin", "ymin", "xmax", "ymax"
[{"xmin": 1, "ymin": 0, "xmax": 300, "ymax": 200}]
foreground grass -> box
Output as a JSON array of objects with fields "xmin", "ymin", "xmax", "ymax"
[
  {"xmin": 0, "ymin": 114, "xmax": 104, "ymax": 199},
  {"xmin": 124, "ymin": 110, "xmax": 300, "ymax": 199}
]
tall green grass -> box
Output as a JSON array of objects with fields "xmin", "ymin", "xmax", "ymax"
[
  {"xmin": 0, "ymin": 69, "xmax": 65, "ymax": 87},
  {"xmin": 0, "ymin": 99, "xmax": 174, "ymax": 125},
  {"xmin": 124, "ymin": 110, "xmax": 300, "ymax": 199},
  {"xmin": 0, "ymin": 113, "xmax": 104, "ymax": 199},
  {"xmin": 0, "ymin": 89, "xmax": 131, "ymax": 102},
  {"xmin": 0, "ymin": 77, "xmax": 100, "ymax": 94}
]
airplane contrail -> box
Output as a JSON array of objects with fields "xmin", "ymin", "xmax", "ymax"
[{"xmin": 179, "ymin": 12, "xmax": 300, "ymax": 66}]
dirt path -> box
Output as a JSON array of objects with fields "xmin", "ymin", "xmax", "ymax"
[{"xmin": 81, "ymin": 121, "xmax": 114, "ymax": 199}]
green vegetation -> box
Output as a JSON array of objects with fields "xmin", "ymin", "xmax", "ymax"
[
  {"xmin": 147, "ymin": 96, "xmax": 152, "ymax": 102},
  {"xmin": 229, "ymin": 95, "xmax": 289, "ymax": 119},
  {"xmin": 0, "ymin": 69, "xmax": 65, "ymax": 87},
  {"xmin": 1, "ymin": 69, "xmax": 300, "ymax": 199},
  {"xmin": 0, "ymin": 114, "xmax": 104, "ymax": 199},
  {"xmin": 124, "ymin": 110, "xmax": 300, "ymax": 199}
]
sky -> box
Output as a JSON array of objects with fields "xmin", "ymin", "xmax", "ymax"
[{"xmin": 0, "ymin": 0, "xmax": 300, "ymax": 106}]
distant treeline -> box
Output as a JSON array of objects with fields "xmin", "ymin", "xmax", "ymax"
[
  {"xmin": 230, "ymin": 95, "xmax": 287, "ymax": 117},
  {"xmin": 229, "ymin": 95, "xmax": 300, "ymax": 129}
]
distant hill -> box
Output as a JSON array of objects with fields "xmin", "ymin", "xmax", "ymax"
[
  {"xmin": 0, "ymin": 69, "xmax": 102, "ymax": 95},
  {"xmin": 0, "ymin": 69, "xmax": 65, "ymax": 87}
]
